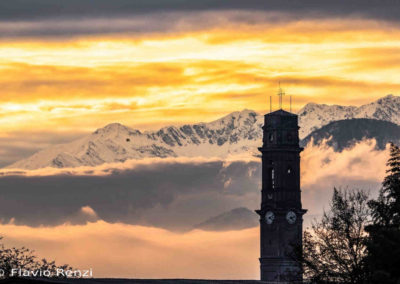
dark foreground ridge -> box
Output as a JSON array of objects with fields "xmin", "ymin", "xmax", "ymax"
[{"xmin": 0, "ymin": 278, "xmax": 302, "ymax": 284}]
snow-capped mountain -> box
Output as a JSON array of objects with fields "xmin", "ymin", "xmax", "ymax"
[
  {"xmin": 6, "ymin": 95, "xmax": 400, "ymax": 170},
  {"xmin": 8, "ymin": 110, "xmax": 264, "ymax": 169},
  {"xmin": 298, "ymin": 94, "xmax": 400, "ymax": 138}
]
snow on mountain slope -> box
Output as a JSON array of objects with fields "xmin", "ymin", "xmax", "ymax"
[
  {"xmin": 8, "ymin": 110, "xmax": 264, "ymax": 169},
  {"xmin": 6, "ymin": 95, "xmax": 400, "ymax": 170},
  {"xmin": 298, "ymin": 94, "xmax": 400, "ymax": 138},
  {"xmin": 298, "ymin": 104, "xmax": 356, "ymax": 138}
]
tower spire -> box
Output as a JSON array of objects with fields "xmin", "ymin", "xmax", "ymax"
[
  {"xmin": 270, "ymin": 96, "xmax": 272, "ymax": 113},
  {"xmin": 277, "ymin": 82, "xmax": 285, "ymax": 110}
]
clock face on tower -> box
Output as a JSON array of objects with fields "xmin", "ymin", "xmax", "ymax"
[
  {"xmin": 265, "ymin": 211, "xmax": 274, "ymax": 224},
  {"xmin": 286, "ymin": 211, "xmax": 297, "ymax": 224}
]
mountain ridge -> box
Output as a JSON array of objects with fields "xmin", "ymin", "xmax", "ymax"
[
  {"xmin": 297, "ymin": 94, "xmax": 400, "ymax": 137},
  {"xmin": 301, "ymin": 118, "xmax": 400, "ymax": 151},
  {"xmin": 7, "ymin": 95, "xmax": 400, "ymax": 170}
]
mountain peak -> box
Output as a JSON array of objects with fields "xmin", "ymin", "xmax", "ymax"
[
  {"xmin": 99, "ymin": 122, "xmax": 127, "ymax": 131},
  {"xmin": 94, "ymin": 123, "xmax": 123, "ymax": 134},
  {"xmin": 376, "ymin": 94, "xmax": 397, "ymax": 103},
  {"xmin": 213, "ymin": 109, "xmax": 257, "ymax": 120},
  {"xmin": 5, "ymin": 94, "xmax": 400, "ymax": 170},
  {"xmin": 194, "ymin": 207, "xmax": 258, "ymax": 231},
  {"xmin": 297, "ymin": 95, "xmax": 400, "ymax": 138},
  {"xmin": 93, "ymin": 123, "xmax": 142, "ymax": 137},
  {"xmin": 206, "ymin": 109, "xmax": 260, "ymax": 130}
]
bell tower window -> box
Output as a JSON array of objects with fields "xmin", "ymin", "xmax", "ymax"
[{"xmin": 269, "ymin": 168, "xmax": 275, "ymax": 189}]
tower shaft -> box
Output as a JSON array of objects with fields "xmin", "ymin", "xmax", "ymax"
[{"xmin": 256, "ymin": 109, "xmax": 306, "ymax": 282}]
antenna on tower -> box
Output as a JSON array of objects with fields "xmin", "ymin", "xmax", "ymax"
[
  {"xmin": 277, "ymin": 82, "xmax": 285, "ymax": 110},
  {"xmin": 270, "ymin": 96, "xmax": 272, "ymax": 113},
  {"xmin": 290, "ymin": 95, "xmax": 292, "ymax": 113}
]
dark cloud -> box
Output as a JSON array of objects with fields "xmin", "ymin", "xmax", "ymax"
[
  {"xmin": 0, "ymin": 1, "xmax": 399, "ymax": 38},
  {"xmin": 0, "ymin": 141, "xmax": 386, "ymax": 231},
  {"xmin": 0, "ymin": 159, "xmax": 261, "ymax": 231},
  {"xmin": 0, "ymin": 0, "xmax": 398, "ymax": 21}
]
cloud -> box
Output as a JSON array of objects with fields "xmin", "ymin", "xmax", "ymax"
[
  {"xmin": 0, "ymin": 62, "xmax": 189, "ymax": 102},
  {"xmin": 301, "ymin": 139, "xmax": 387, "ymax": 222},
  {"xmin": 0, "ymin": 221, "xmax": 259, "ymax": 279},
  {"xmin": 302, "ymin": 139, "xmax": 387, "ymax": 188},
  {"xmin": 0, "ymin": 139, "xmax": 389, "ymax": 230},
  {"xmin": 0, "ymin": 157, "xmax": 261, "ymax": 230},
  {"xmin": 0, "ymin": 1, "xmax": 399, "ymax": 25},
  {"xmin": 59, "ymin": 206, "xmax": 100, "ymax": 225},
  {"xmin": 1, "ymin": 15, "xmax": 400, "ymax": 140},
  {"xmin": 0, "ymin": 6, "xmax": 399, "ymax": 39}
]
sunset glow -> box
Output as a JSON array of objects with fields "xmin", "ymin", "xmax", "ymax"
[
  {"xmin": 0, "ymin": 2, "xmax": 399, "ymax": 280},
  {"xmin": 1, "ymin": 15, "xmax": 400, "ymax": 135}
]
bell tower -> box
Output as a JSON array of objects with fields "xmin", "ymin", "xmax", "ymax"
[{"xmin": 256, "ymin": 93, "xmax": 306, "ymax": 282}]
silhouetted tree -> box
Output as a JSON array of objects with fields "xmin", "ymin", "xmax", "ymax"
[
  {"xmin": 366, "ymin": 143, "xmax": 400, "ymax": 284},
  {"xmin": 295, "ymin": 188, "xmax": 370, "ymax": 284},
  {"xmin": 0, "ymin": 237, "xmax": 73, "ymax": 279}
]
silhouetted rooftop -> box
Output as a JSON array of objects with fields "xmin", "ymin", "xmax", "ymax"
[{"xmin": 266, "ymin": 109, "xmax": 296, "ymax": 116}]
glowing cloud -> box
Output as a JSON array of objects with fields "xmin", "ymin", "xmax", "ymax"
[
  {"xmin": 0, "ymin": 221, "xmax": 259, "ymax": 279},
  {"xmin": 0, "ymin": 14, "xmax": 399, "ymax": 139}
]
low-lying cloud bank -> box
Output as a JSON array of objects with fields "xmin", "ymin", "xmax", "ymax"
[
  {"xmin": 0, "ymin": 139, "xmax": 388, "ymax": 230},
  {"xmin": 0, "ymin": 221, "xmax": 259, "ymax": 279},
  {"xmin": 0, "ymin": 156, "xmax": 261, "ymax": 230}
]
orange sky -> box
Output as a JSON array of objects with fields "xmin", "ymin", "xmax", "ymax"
[
  {"xmin": 0, "ymin": 10, "xmax": 397, "ymax": 278},
  {"xmin": 1, "ymin": 17, "xmax": 400, "ymax": 136}
]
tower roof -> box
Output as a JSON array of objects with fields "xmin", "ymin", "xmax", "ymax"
[{"xmin": 266, "ymin": 109, "xmax": 296, "ymax": 117}]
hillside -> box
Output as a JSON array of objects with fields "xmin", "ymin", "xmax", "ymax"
[{"xmin": 301, "ymin": 118, "xmax": 400, "ymax": 151}]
